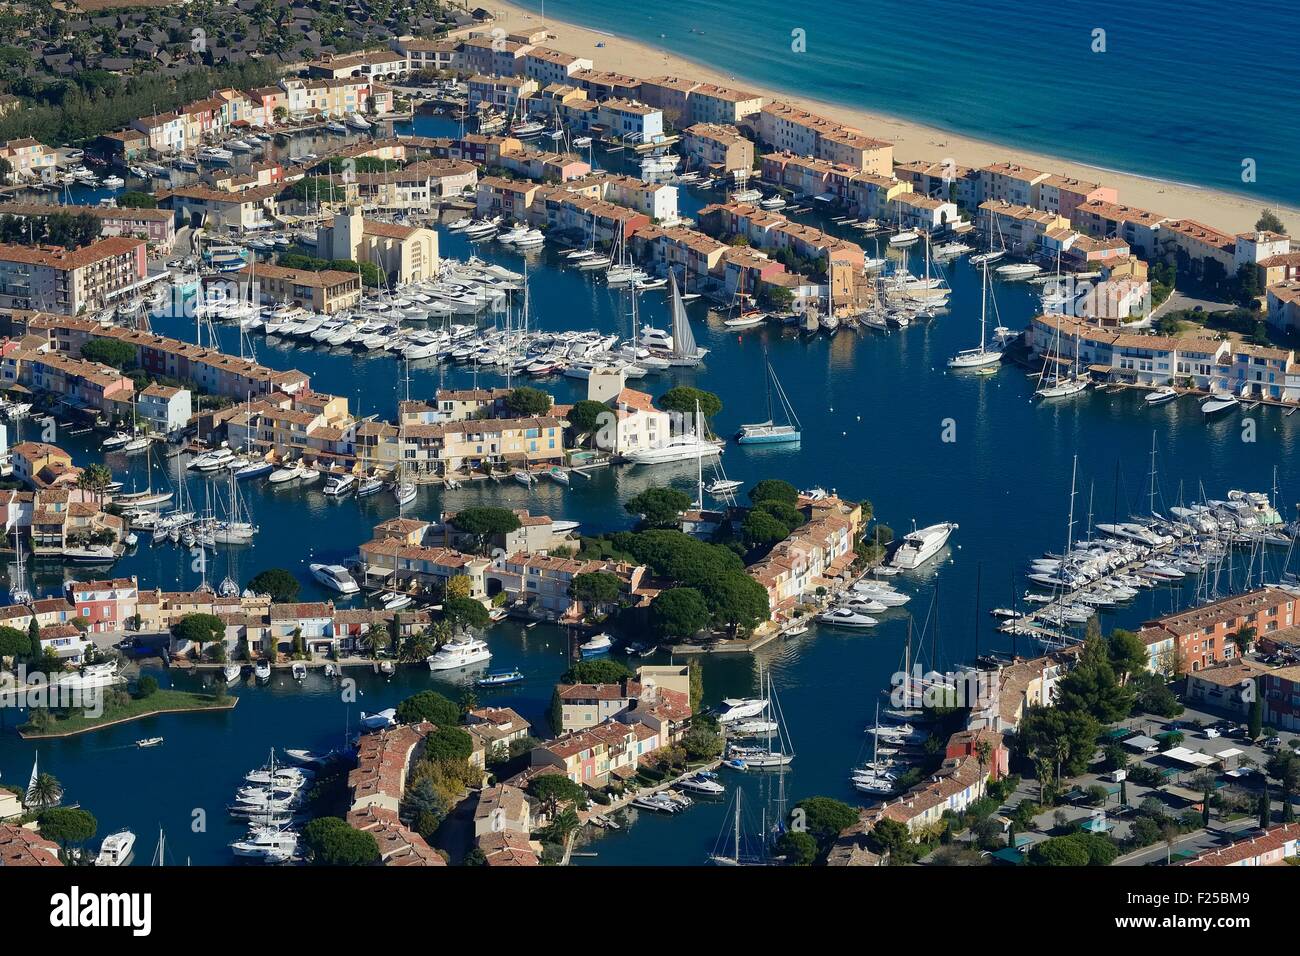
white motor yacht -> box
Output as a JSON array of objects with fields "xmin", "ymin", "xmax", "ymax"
[
  {"xmin": 310, "ymin": 563, "xmax": 358, "ymax": 594},
  {"xmin": 94, "ymin": 830, "xmax": 136, "ymax": 866},
  {"xmin": 427, "ymin": 638, "xmax": 492, "ymax": 671},
  {"xmin": 890, "ymin": 522, "xmax": 958, "ymax": 569}
]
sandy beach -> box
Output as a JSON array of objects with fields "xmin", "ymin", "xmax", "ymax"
[{"xmin": 486, "ymin": 1, "xmax": 1299, "ymax": 236}]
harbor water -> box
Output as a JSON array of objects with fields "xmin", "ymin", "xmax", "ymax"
[{"xmin": 2, "ymin": 117, "xmax": 1299, "ymax": 865}]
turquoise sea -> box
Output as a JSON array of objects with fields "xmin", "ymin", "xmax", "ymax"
[{"xmin": 517, "ymin": 0, "xmax": 1300, "ymax": 207}]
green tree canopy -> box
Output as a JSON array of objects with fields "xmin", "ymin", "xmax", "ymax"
[
  {"xmin": 625, "ymin": 486, "xmax": 693, "ymax": 529},
  {"xmin": 742, "ymin": 508, "xmax": 791, "ymax": 549},
  {"xmin": 504, "ymin": 386, "xmax": 553, "ymax": 417},
  {"xmin": 80, "ymin": 338, "xmax": 137, "ymax": 370},
  {"xmin": 657, "ymin": 385, "xmax": 722, "ymax": 419},
  {"xmin": 569, "ymin": 571, "xmax": 623, "ymax": 606},
  {"xmin": 775, "ymin": 829, "xmax": 817, "ymax": 865},
  {"xmin": 395, "ymin": 690, "xmax": 460, "ymax": 727},
  {"xmin": 301, "ymin": 817, "xmax": 381, "ymax": 866},
  {"xmin": 1107, "ymin": 628, "xmax": 1148, "ymax": 684},
  {"xmin": 1056, "ymin": 633, "xmax": 1135, "ymax": 722},
  {"xmin": 452, "ymin": 507, "xmax": 521, "ymax": 553},
  {"xmin": 443, "ymin": 596, "xmax": 490, "ymax": 630},
  {"xmin": 793, "ymin": 796, "xmax": 860, "ymax": 850},
  {"xmin": 562, "ymin": 659, "xmax": 633, "ymax": 684},
  {"xmin": 424, "ymin": 726, "xmax": 473, "ymax": 765},
  {"xmin": 748, "ymin": 479, "xmax": 799, "ymax": 507},
  {"xmin": 118, "ymin": 191, "xmax": 157, "ymax": 209},
  {"xmin": 247, "ymin": 568, "xmax": 301, "ymax": 603},
  {"xmin": 527, "ymin": 774, "xmax": 586, "ymax": 813},
  {"xmin": 171, "ymin": 613, "xmax": 225, "ymax": 649},
  {"xmin": 0, "ymin": 624, "xmax": 31, "ymax": 659},
  {"xmin": 567, "ymin": 399, "xmax": 610, "ymax": 437},
  {"xmin": 36, "ymin": 807, "xmax": 97, "ymax": 849},
  {"xmin": 648, "ymin": 587, "xmax": 711, "ymax": 641}
]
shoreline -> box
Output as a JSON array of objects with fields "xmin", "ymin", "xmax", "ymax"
[
  {"xmin": 17, "ymin": 696, "xmax": 239, "ymax": 740},
  {"xmin": 487, "ymin": 1, "xmax": 1300, "ymax": 234}
]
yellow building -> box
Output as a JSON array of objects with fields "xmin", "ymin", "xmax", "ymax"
[{"xmin": 316, "ymin": 207, "xmax": 438, "ymax": 285}]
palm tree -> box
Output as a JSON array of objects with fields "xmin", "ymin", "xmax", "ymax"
[
  {"xmin": 1229, "ymin": 624, "xmax": 1258, "ymax": 657},
  {"xmin": 975, "ymin": 738, "xmax": 993, "ymax": 779},
  {"xmin": 77, "ymin": 463, "xmax": 112, "ymax": 507},
  {"xmin": 361, "ymin": 623, "xmax": 389, "ymax": 660},
  {"xmin": 26, "ymin": 771, "xmax": 63, "ymax": 809}
]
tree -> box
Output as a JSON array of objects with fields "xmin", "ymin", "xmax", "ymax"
[
  {"xmin": 657, "ymin": 385, "xmax": 722, "ymax": 420},
  {"xmin": 443, "ymin": 596, "xmax": 489, "ymax": 630},
  {"xmin": 568, "ymin": 571, "xmax": 622, "ymax": 608},
  {"xmin": 1266, "ymin": 751, "xmax": 1300, "ymax": 824},
  {"xmin": 504, "ymin": 386, "xmax": 552, "ymax": 417},
  {"xmin": 775, "ymin": 829, "xmax": 817, "ymax": 865},
  {"xmin": 528, "ymin": 774, "xmax": 586, "ymax": 816},
  {"xmin": 681, "ymin": 717, "xmax": 723, "ymax": 761},
  {"xmin": 76, "ymin": 463, "xmax": 113, "ymax": 506},
  {"xmin": 301, "ymin": 817, "xmax": 380, "ymax": 866},
  {"xmin": 0, "ymin": 624, "xmax": 31, "ymax": 660},
  {"xmin": 246, "ymin": 568, "xmax": 300, "ymax": 603},
  {"xmin": 748, "ymin": 479, "xmax": 799, "ymax": 507},
  {"xmin": 118, "ymin": 190, "xmax": 157, "ymax": 209},
  {"xmin": 1017, "ymin": 705, "xmax": 1101, "ymax": 780},
  {"xmin": 567, "ymin": 399, "xmax": 610, "ymax": 440},
  {"xmin": 1229, "ymin": 624, "xmax": 1257, "ymax": 657},
  {"xmin": 395, "ymin": 689, "xmax": 459, "ymax": 727},
  {"xmin": 625, "ymin": 486, "xmax": 692, "ymax": 529},
  {"xmin": 742, "ymin": 508, "xmax": 791, "ymax": 549},
  {"xmin": 26, "ymin": 772, "xmax": 63, "ymax": 809},
  {"xmin": 1055, "ymin": 633, "xmax": 1134, "ymax": 722},
  {"xmin": 80, "ymin": 337, "xmax": 136, "ymax": 370},
  {"xmin": 793, "ymin": 796, "xmax": 859, "ymax": 850},
  {"xmin": 866, "ymin": 817, "xmax": 917, "ymax": 863},
  {"xmin": 1256, "ymin": 209, "xmax": 1286, "ymax": 234},
  {"xmin": 37, "ymin": 807, "xmax": 97, "ymax": 851},
  {"xmin": 360, "ymin": 622, "xmax": 390, "ymax": 659},
  {"xmin": 1248, "ymin": 694, "xmax": 1264, "ymax": 740},
  {"xmin": 136, "ymin": 675, "xmax": 158, "ymax": 698},
  {"xmin": 1107, "ymin": 629, "xmax": 1148, "ymax": 684},
  {"xmin": 649, "ymin": 587, "xmax": 711, "ymax": 641},
  {"xmin": 452, "ymin": 507, "xmax": 521, "ymax": 554},
  {"xmin": 171, "ymin": 613, "xmax": 224, "ymax": 656},
  {"xmin": 703, "ymin": 570, "xmax": 770, "ymax": 636},
  {"xmin": 424, "ymin": 726, "xmax": 473, "ymax": 765},
  {"xmin": 563, "ymin": 659, "xmax": 633, "ymax": 684},
  {"xmin": 446, "ymin": 575, "xmax": 472, "ymax": 600}
]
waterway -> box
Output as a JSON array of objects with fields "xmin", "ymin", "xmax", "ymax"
[{"xmin": 1, "ymin": 114, "xmax": 1297, "ymax": 865}]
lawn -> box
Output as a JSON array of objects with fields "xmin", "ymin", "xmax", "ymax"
[{"xmin": 17, "ymin": 689, "xmax": 237, "ymax": 738}]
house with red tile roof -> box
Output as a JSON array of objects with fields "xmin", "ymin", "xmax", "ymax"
[{"xmin": 1182, "ymin": 823, "xmax": 1299, "ymax": 866}]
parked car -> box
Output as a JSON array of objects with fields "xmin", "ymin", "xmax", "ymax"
[{"xmin": 1204, "ymin": 727, "xmax": 1221, "ymax": 738}]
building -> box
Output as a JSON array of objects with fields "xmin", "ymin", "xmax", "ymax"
[
  {"xmin": 681, "ymin": 123, "xmax": 754, "ymax": 175},
  {"xmin": 1183, "ymin": 658, "xmax": 1274, "ymax": 718},
  {"xmin": 521, "ymin": 47, "xmax": 594, "ymax": 87},
  {"xmin": 746, "ymin": 494, "xmax": 861, "ymax": 616},
  {"xmin": 239, "ymin": 262, "xmax": 362, "ymax": 315},
  {"xmin": 137, "ymin": 383, "xmax": 191, "ymax": 435},
  {"xmin": 595, "ymin": 99, "xmax": 664, "ymax": 143},
  {"xmin": 64, "ymin": 577, "xmax": 138, "ymax": 635},
  {"xmin": 315, "ymin": 207, "xmax": 439, "ymax": 286},
  {"xmin": 756, "ymin": 102, "xmax": 892, "ymax": 174},
  {"xmin": 0, "ymin": 203, "xmax": 175, "ymax": 252},
  {"xmin": 0, "ymin": 824, "xmax": 63, "ymax": 866},
  {"xmin": 1182, "ymin": 824, "xmax": 1300, "ymax": 866},
  {"xmin": 1136, "ymin": 587, "xmax": 1296, "ymax": 673},
  {"xmin": 0, "ymin": 139, "xmax": 57, "ymax": 182},
  {"xmin": 473, "ymin": 783, "xmax": 534, "ymax": 837},
  {"xmin": 0, "ymin": 237, "xmax": 147, "ymax": 314}
]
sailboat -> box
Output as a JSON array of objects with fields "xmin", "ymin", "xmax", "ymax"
[
  {"xmin": 211, "ymin": 470, "xmax": 257, "ymax": 544},
  {"xmin": 647, "ymin": 272, "xmax": 708, "ymax": 366},
  {"xmin": 1034, "ymin": 316, "xmax": 1089, "ymax": 399},
  {"xmin": 707, "ymin": 790, "xmax": 775, "ymax": 865},
  {"xmin": 970, "ymin": 216, "xmax": 1006, "ymax": 266},
  {"xmin": 9, "ymin": 526, "xmax": 31, "ymax": 605},
  {"xmin": 115, "ymin": 442, "xmax": 175, "ymax": 509},
  {"xmin": 392, "ymin": 356, "xmax": 417, "ymax": 508},
  {"xmin": 721, "ymin": 267, "xmax": 766, "ymax": 329},
  {"xmin": 725, "ymin": 670, "xmax": 794, "ymax": 768},
  {"xmin": 736, "ymin": 352, "xmax": 801, "ymax": 444},
  {"xmin": 947, "ymin": 260, "xmax": 1004, "ymax": 369}
]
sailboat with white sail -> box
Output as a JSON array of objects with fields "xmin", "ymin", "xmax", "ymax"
[
  {"xmin": 643, "ymin": 272, "xmax": 708, "ymax": 366},
  {"xmin": 736, "ymin": 352, "xmax": 801, "ymax": 444},
  {"xmin": 947, "ymin": 260, "xmax": 1004, "ymax": 369}
]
